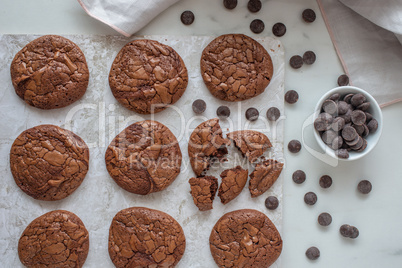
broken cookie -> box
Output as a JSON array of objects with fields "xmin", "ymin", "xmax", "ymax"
[
  {"xmin": 227, "ymin": 130, "xmax": 272, "ymax": 163},
  {"xmin": 218, "ymin": 166, "xmax": 248, "ymax": 204},
  {"xmin": 249, "ymin": 159, "xmax": 284, "ymax": 198},
  {"xmin": 189, "ymin": 176, "xmax": 219, "ymax": 211}
]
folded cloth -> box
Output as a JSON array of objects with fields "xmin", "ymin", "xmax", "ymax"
[
  {"xmin": 77, "ymin": 0, "xmax": 180, "ymax": 37},
  {"xmin": 318, "ymin": 0, "xmax": 402, "ymax": 107}
]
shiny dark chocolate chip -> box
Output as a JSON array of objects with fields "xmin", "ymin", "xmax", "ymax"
[
  {"xmin": 329, "ymin": 93, "xmax": 340, "ymax": 101},
  {"xmin": 303, "ymin": 51, "xmax": 316, "ymax": 65},
  {"xmin": 272, "ymin": 22, "xmax": 286, "ymax": 37},
  {"xmin": 265, "ymin": 196, "xmax": 279, "ymax": 210},
  {"xmin": 302, "ymin": 9, "xmax": 316, "ymax": 23},
  {"xmin": 350, "ymin": 136, "xmax": 364, "ymax": 150},
  {"xmin": 367, "ymin": 119, "xmax": 378, "ymax": 133},
  {"xmin": 181, "ymin": 11, "xmax": 195, "ymax": 25},
  {"xmin": 245, "ymin": 107, "xmax": 259, "ymax": 121},
  {"xmin": 336, "ymin": 149, "xmax": 349, "ymax": 159},
  {"xmin": 192, "ymin": 99, "xmax": 206, "ymax": 114},
  {"xmin": 350, "ymin": 93, "xmax": 366, "ymax": 107},
  {"xmin": 322, "ymin": 130, "xmax": 337, "ymax": 145},
  {"xmin": 217, "ymin": 106, "xmax": 230, "ymax": 118},
  {"xmin": 343, "ymin": 93, "xmax": 354, "ymax": 103},
  {"xmin": 289, "ymin": 55, "xmax": 303, "ymax": 69},
  {"xmin": 248, "ymin": 0, "xmax": 262, "ymax": 13},
  {"xmin": 357, "ymin": 102, "xmax": 370, "ymax": 111},
  {"xmin": 223, "ymin": 0, "xmax": 237, "ymax": 9},
  {"xmin": 314, "ymin": 118, "xmax": 329, "ymax": 132},
  {"xmin": 306, "ymin": 247, "xmax": 320, "ymax": 260},
  {"xmin": 331, "ymin": 136, "xmax": 343, "ymax": 150},
  {"xmin": 319, "ymin": 112, "xmax": 334, "ymax": 124},
  {"xmin": 319, "ymin": 175, "xmax": 333, "ymax": 189},
  {"xmin": 346, "ymin": 136, "xmax": 359, "ymax": 147},
  {"xmin": 337, "ymin": 101, "xmax": 349, "ymax": 115},
  {"xmin": 267, "ymin": 107, "xmax": 281, "ymax": 121},
  {"xmin": 353, "ymin": 124, "xmax": 365, "ymax": 136},
  {"xmin": 331, "ymin": 117, "xmax": 345, "ymax": 132},
  {"xmin": 285, "ymin": 90, "xmax": 299, "ymax": 104},
  {"xmin": 322, "ymin": 99, "xmax": 337, "ymax": 115},
  {"xmin": 365, "ymin": 112, "xmax": 373, "ymax": 122},
  {"xmin": 358, "ymin": 180, "xmax": 372, "ymax": 194},
  {"xmin": 338, "ymin": 74, "xmax": 349, "ymax": 86},
  {"xmin": 288, "ymin": 139, "xmax": 302, "ymax": 153},
  {"xmin": 318, "ymin": 212, "xmax": 332, "ymax": 226},
  {"xmin": 304, "ymin": 192, "xmax": 317, "ymax": 205},
  {"xmin": 293, "ymin": 170, "xmax": 306, "ymax": 184},
  {"xmin": 250, "ymin": 19, "xmax": 265, "ymax": 34},
  {"xmin": 340, "ymin": 224, "xmax": 353, "ymax": 237},
  {"xmin": 342, "ymin": 126, "xmax": 357, "ymax": 141}
]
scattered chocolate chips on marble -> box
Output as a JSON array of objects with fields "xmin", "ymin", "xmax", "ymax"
[
  {"xmin": 304, "ymin": 192, "xmax": 317, "ymax": 205},
  {"xmin": 302, "ymin": 9, "xmax": 316, "ymax": 23},
  {"xmin": 289, "ymin": 55, "xmax": 304, "ymax": 69},
  {"xmin": 248, "ymin": 0, "xmax": 262, "ymax": 13},
  {"xmin": 318, "ymin": 212, "xmax": 332, "ymax": 226},
  {"xmin": 192, "ymin": 99, "xmax": 206, "ymax": 114},
  {"xmin": 272, "ymin": 22, "xmax": 286, "ymax": 37},
  {"xmin": 246, "ymin": 107, "xmax": 259, "ymax": 121},
  {"xmin": 223, "ymin": 0, "xmax": 237, "ymax": 9},
  {"xmin": 303, "ymin": 51, "xmax": 316, "ymax": 65},
  {"xmin": 180, "ymin": 10, "xmax": 195, "ymax": 25},
  {"xmin": 292, "ymin": 170, "xmax": 306, "ymax": 184},
  {"xmin": 250, "ymin": 19, "xmax": 265, "ymax": 34},
  {"xmin": 337, "ymin": 74, "xmax": 349, "ymax": 86},
  {"xmin": 217, "ymin": 106, "xmax": 230, "ymax": 118},
  {"xmin": 357, "ymin": 180, "xmax": 372, "ymax": 194},
  {"xmin": 285, "ymin": 90, "xmax": 299, "ymax": 104},
  {"xmin": 340, "ymin": 224, "xmax": 359, "ymax": 239},
  {"xmin": 288, "ymin": 139, "xmax": 302, "ymax": 153},
  {"xmin": 267, "ymin": 107, "xmax": 281, "ymax": 121},
  {"xmin": 306, "ymin": 246, "xmax": 320, "ymax": 260},
  {"xmin": 319, "ymin": 175, "xmax": 332, "ymax": 189},
  {"xmin": 265, "ymin": 196, "xmax": 279, "ymax": 210}
]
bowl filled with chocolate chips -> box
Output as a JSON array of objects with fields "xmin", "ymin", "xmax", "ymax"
[{"xmin": 313, "ymin": 86, "xmax": 383, "ymax": 160}]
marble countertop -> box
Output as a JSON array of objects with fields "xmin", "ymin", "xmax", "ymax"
[{"xmin": 1, "ymin": 0, "xmax": 402, "ymax": 267}]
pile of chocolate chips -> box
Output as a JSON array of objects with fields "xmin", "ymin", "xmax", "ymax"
[{"xmin": 314, "ymin": 92, "xmax": 379, "ymax": 159}]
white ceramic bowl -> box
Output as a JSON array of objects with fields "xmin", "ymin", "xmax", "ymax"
[{"xmin": 313, "ymin": 86, "xmax": 383, "ymax": 161}]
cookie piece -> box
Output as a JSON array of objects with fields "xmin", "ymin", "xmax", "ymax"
[
  {"xmin": 249, "ymin": 159, "xmax": 283, "ymax": 198},
  {"xmin": 10, "ymin": 35, "xmax": 89, "ymax": 109},
  {"xmin": 210, "ymin": 209, "xmax": 282, "ymax": 268},
  {"xmin": 109, "ymin": 207, "xmax": 186, "ymax": 268},
  {"xmin": 218, "ymin": 166, "xmax": 248, "ymax": 204},
  {"xmin": 10, "ymin": 125, "xmax": 89, "ymax": 201},
  {"xmin": 18, "ymin": 210, "xmax": 89, "ymax": 268},
  {"xmin": 227, "ymin": 130, "xmax": 272, "ymax": 163},
  {"xmin": 188, "ymin": 118, "xmax": 230, "ymax": 176},
  {"xmin": 105, "ymin": 120, "xmax": 182, "ymax": 195},
  {"xmin": 189, "ymin": 176, "xmax": 218, "ymax": 211},
  {"xmin": 201, "ymin": 34, "xmax": 273, "ymax": 101},
  {"xmin": 109, "ymin": 39, "xmax": 188, "ymax": 114}
]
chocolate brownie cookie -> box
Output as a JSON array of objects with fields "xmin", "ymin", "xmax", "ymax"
[
  {"xmin": 105, "ymin": 120, "xmax": 182, "ymax": 195},
  {"xmin": 218, "ymin": 166, "xmax": 248, "ymax": 204},
  {"xmin": 188, "ymin": 118, "xmax": 230, "ymax": 176},
  {"xmin": 227, "ymin": 130, "xmax": 272, "ymax": 163},
  {"xmin": 18, "ymin": 210, "xmax": 89, "ymax": 268},
  {"xmin": 249, "ymin": 159, "xmax": 283, "ymax": 198},
  {"xmin": 210, "ymin": 209, "xmax": 282, "ymax": 268},
  {"xmin": 200, "ymin": 34, "xmax": 273, "ymax": 101},
  {"xmin": 10, "ymin": 125, "xmax": 89, "ymax": 201},
  {"xmin": 109, "ymin": 207, "xmax": 186, "ymax": 268},
  {"xmin": 109, "ymin": 39, "xmax": 188, "ymax": 114},
  {"xmin": 10, "ymin": 35, "xmax": 89, "ymax": 109},
  {"xmin": 189, "ymin": 176, "xmax": 218, "ymax": 211}
]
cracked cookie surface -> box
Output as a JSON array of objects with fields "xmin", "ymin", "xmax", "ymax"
[
  {"xmin": 105, "ymin": 120, "xmax": 182, "ymax": 195},
  {"xmin": 189, "ymin": 176, "xmax": 218, "ymax": 211},
  {"xmin": 109, "ymin": 39, "xmax": 188, "ymax": 114},
  {"xmin": 249, "ymin": 159, "xmax": 283, "ymax": 198},
  {"xmin": 201, "ymin": 34, "xmax": 273, "ymax": 101},
  {"xmin": 18, "ymin": 210, "xmax": 89, "ymax": 268},
  {"xmin": 108, "ymin": 207, "xmax": 186, "ymax": 268},
  {"xmin": 188, "ymin": 118, "xmax": 230, "ymax": 177},
  {"xmin": 218, "ymin": 166, "xmax": 248, "ymax": 204},
  {"xmin": 10, "ymin": 124, "xmax": 89, "ymax": 201},
  {"xmin": 10, "ymin": 35, "xmax": 89, "ymax": 109},
  {"xmin": 227, "ymin": 130, "xmax": 272, "ymax": 163},
  {"xmin": 210, "ymin": 209, "xmax": 282, "ymax": 268}
]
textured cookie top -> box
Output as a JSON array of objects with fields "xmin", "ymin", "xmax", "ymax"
[
  {"xmin": 201, "ymin": 34, "xmax": 273, "ymax": 101},
  {"xmin": 210, "ymin": 209, "xmax": 282, "ymax": 268},
  {"xmin": 18, "ymin": 210, "xmax": 89, "ymax": 268},
  {"xmin": 189, "ymin": 176, "xmax": 218, "ymax": 211},
  {"xmin": 218, "ymin": 166, "xmax": 248, "ymax": 204},
  {"xmin": 227, "ymin": 130, "xmax": 272, "ymax": 163},
  {"xmin": 105, "ymin": 120, "xmax": 182, "ymax": 195},
  {"xmin": 10, "ymin": 35, "xmax": 89, "ymax": 109},
  {"xmin": 10, "ymin": 124, "xmax": 89, "ymax": 201},
  {"xmin": 108, "ymin": 207, "xmax": 186, "ymax": 268},
  {"xmin": 249, "ymin": 159, "xmax": 283, "ymax": 198},
  {"xmin": 188, "ymin": 118, "xmax": 230, "ymax": 176},
  {"xmin": 109, "ymin": 39, "xmax": 188, "ymax": 114}
]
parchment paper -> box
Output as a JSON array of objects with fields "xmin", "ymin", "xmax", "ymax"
[{"xmin": 0, "ymin": 34, "xmax": 284, "ymax": 267}]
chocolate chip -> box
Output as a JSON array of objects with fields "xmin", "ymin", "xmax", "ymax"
[
  {"xmin": 248, "ymin": 0, "xmax": 262, "ymax": 13},
  {"xmin": 340, "ymin": 224, "xmax": 353, "ymax": 237},
  {"xmin": 356, "ymin": 138, "xmax": 368, "ymax": 152},
  {"xmin": 319, "ymin": 112, "xmax": 334, "ymax": 124},
  {"xmin": 331, "ymin": 117, "xmax": 345, "ymax": 132},
  {"xmin": 346, "ymin": 135, "xmax": 359, "ymax": 147},
  {"xmin": 367, "ymin": 119, "xmax": 378, "ymax": 133},
  {"xmin": 217, "ymin": 106, "xmax": 230, "ymax": 118},
  {"xmin": 350, "ymin": 93, "xmax": 366, "ymax": 107},
  {"xmin": 350, "ymin": 136, "xmax": 364, "ymax": 150},
  {"xmin": 319, "ymin": 175, "xmax": 332, "ymax": 189},
  {"xmin": 353, "ymin": 124, "xmax": 365, "ymax": 136},
  {"xmin": 336, "ymin": 149, "xmax": 349, "ymax": 159},
  {"xmin": 192, "ymin": 99, "xmax": 206, "ymax": 114},
  {"xmin": 180, "ymin": 11, "xmax": 195, "ymax": 25},
  {"xmin": 303, "ymin": 51, "xmax": 316, "ymax": 65},
  {"xmin": 245, "ymin": 107, "xmax": 259, "ymax": 121},
  {"xmin": 342, "ymin": 126, "xmax": 357, "ymax": 141},
  {"xmin": 304, "ymin": 192, "xmax": 317, "ymax": 205},
  {"xmin": 322, "ymin": 99, "xmax": 337, "ymax": 115},
  {"xmin": 292, "ymin": 170, "xmax": 306, "ymax": 184},
  {"xmin": 285, "ymin": 90, "xmax": 299, "ymax": 104},
  {"xmin": 357, "ymin": 102, "xmax": 370, "ymax": 111},
  {"xmin": 288, "ymin": 139, "xmax": 301, "ymax": 153},
  {"xmin": 350, "ymin": 226, "xmax": 359, "ymax": 239},
  {"xmin": 289, "ymin": 55, "xmax": 303, "ymax": 69},
  {"xmin": 365, "ymin": 112, "xmax": 373, "ymax": 122},
  {"xmin": 223, "ymin": 0, "xmax": 237, "ymax": 9},
  {"xmin": 306, "ymin": 247, "xmax": 320, "ymax": 260},
  {"xmin": 340, "ymin": 109, "xmax": 352, "ymax": 124},
  {"xmin": 267, "ymin": 107, "xmax": 281, "ymax": 121},
  {"xmin": 272, "ymin": 22, "xmax": 286, "ymax": 37},
  {"xmin": 265, "ymin": 196, "xmax": 279, "ymax": 210},
  {"xmin": 343, "ymin": 93, "xmax": 354, "ymax": 103},
  {"xmin": 321, "ymin": 130, "xmax": 337, "ymax": 145},
  {"xmin": 318, "ymin": 212, "xmax": 332, "ymax": 226},
  {"xmin": 314, "ymin": 118, "xmax": 329, "ymax": 132},
  {"xmin": 331, "ymin": 136, "xmax": 343, "ymax": 150},
  {"xmin": 358, "ymin": 180, "xmax": 372, "ymax": 194},
  {"xmin": 362, "ymin": 124, "xmax": 370, "ymax": 137},
  {"xmin": 351, "ymin": 110, "xmax": 367, "ymax": 126},
  {"xmin": 337, "ymin": 101, "xmax": 348, "ymax": 115},
  {"xmin": 338, "ymin": 74, "xmax": 349, "ymax": 86},
  {"xmin": 329, "ymin": 93, "xmax": 340, "ymax": 101},
  {"xmin": 302, "ymin": 9, "xmax": 316, "ymax": 23},
  {"xmin": 250, "ymin": 19, "xmax": 265, "ymax": 34}
]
